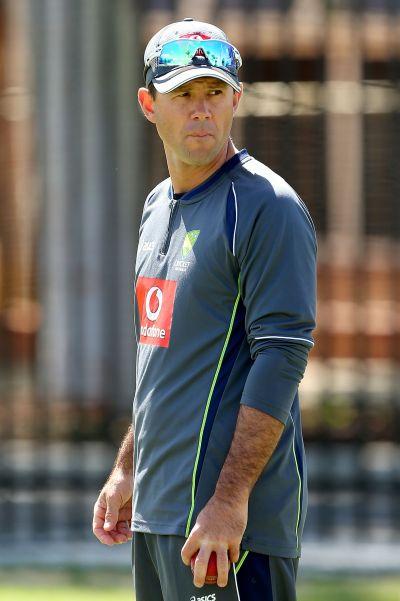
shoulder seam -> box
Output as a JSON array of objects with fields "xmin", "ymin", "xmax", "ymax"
[{"xmin": 293, "ymin": 192, "xmax": 318, "ymax": 243}]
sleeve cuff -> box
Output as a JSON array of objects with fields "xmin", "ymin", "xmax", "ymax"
[
  {"xmin": 240, "ymin": 394, "xmax": 290, "ymax": 425},
  {"xmin": 239, "ymin": 345, "xmax": 309, "ymax": 426}
]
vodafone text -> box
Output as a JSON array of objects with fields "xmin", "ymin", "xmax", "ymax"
[{"xmin": 140, "ymin": 324, "xmax": 166, "ymax": 339}]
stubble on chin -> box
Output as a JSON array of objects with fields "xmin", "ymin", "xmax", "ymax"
[{"xmin": 181, "ymin": 139, "xmax": 225, "ymax": 167}]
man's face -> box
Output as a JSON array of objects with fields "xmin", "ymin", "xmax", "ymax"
[{"xmin": 139, "ymin": 77, "xmax": 242, "ymax": 166}]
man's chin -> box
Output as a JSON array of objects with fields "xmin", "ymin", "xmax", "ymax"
[{"xmin": 182, "ymin": 140, "xmax": 222, "ymax": 166}]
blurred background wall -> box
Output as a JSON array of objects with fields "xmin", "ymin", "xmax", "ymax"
[{"xmin": 0, "ymin": 0, "xmax": 399, "ymax": 572}]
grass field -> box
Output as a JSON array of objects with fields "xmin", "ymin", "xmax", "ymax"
[
  {"xmin": 0, "ymin": 569, "xmax": 399, "ymax": 601},
  {"xmin": 297, "ymin": 577, "xmax": 400, "ymax": 601}
]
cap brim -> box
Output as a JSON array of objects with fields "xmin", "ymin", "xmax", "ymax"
[{"xmin": 152, "ymin": 66, "xmax": 241, "ymax": 94}]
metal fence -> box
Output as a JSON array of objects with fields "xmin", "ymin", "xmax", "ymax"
[{"xmin": 1, "ymin": 0, "xmax": 400, "ymax": 555}]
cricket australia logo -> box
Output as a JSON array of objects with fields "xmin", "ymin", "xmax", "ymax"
[
  {"xmin": 182, "ymin": 229, "xmax": 200, "ymax": 258},
  {"xmin": 174, "ymin": 229, "xmax": 200, "ymax": 272}
]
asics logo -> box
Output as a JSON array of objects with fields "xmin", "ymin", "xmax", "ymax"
[
  {"xmin": 189, "ymin": 595, "xmax": 216, "ymax": 601},
  {"xmin": 140, "ymin": 240, "xmax": 155, "ymax": 252}
]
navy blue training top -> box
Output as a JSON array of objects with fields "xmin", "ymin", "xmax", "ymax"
[{"xmin": 131, "ymin": 149, "xmax": 317, "ymax": 558}]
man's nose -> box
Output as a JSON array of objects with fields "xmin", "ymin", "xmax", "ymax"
[{"xmin": 190, "ymin": 98, "xmax": 211, "ymax": 119}]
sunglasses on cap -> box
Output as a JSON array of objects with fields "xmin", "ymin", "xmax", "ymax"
[{"xmin": 145, "ymin": 39, "xmax": 242, "ymax": 85}]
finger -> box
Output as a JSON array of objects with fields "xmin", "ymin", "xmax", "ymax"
[
  {"xmin": 116, "ymin": 520, "xmax": 131, "ymax": 534},
  {"xmin": 94, "ymin": 506, "xmax": 131, "ymax": 531},
  {"xmin": 110, "ymin": 531, "xmax": 131, "ymax": 544},
  {"xmin": 181, "ymin": 536, "xmax": 199, "ymax": 566},
  {"xmin": 94, "ymin": 524, "xmax": 132, "ymax": 545},
  {"xmin": 228, "ymin": 544, "xmax": 240, "ymax": 564},
  {"xmin": 117, "ymin": 505, "xmax": 133, "ymax": 522},
  {"xmin": 93, "ymin": 526, "xmax": 117, "ymax": 546},
  {"xmin": 104, "ymin": 496, "xmax": 120, "ymax": 531},
  {"xmin": 115, "ymin": 523, "xmax": 133, "ymax": 541},
  {"xmin": 93, "ymin": 496, "xmax": 106, "ymax": 517},
  {"xmin": 93, "ymin": 512, "xmax": 105, "ymax": 531},
  {"xmin": 216, "ymin": 549, "xmax": 230, "ymax": 588},
  {"xmin": 92, "ymin": 501, "xmax": 107, "ymax": 532},
  {"xmin": 193, "ymin": 547, "xmax": 211, "ymax": 588}
]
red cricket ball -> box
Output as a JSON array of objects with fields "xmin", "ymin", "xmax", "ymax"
[{"xmin": 191, "ymin": 550, "xmax": 230, "ymax": 585}]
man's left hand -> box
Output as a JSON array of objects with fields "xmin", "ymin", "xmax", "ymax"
[{"xmin": 181, "ymin": 493, "xmax": 248, "ymax": 588}]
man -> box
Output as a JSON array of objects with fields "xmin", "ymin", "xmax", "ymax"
[{"xmin": 93, "ymin": 18, "xmax": 317, "ymax": 601}]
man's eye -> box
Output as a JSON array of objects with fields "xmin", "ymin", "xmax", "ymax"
[{"xmin": 210, "ymin": 89, "xmax": 223, "ymax": 95}]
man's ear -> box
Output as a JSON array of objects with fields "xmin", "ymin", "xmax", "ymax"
[
  {"xmin": 138, "ymin": 87, "xmax": 156, "ymax": 123},
  {"xmin": 232, "ymin": 83, "xmax": 243, "ymax": 115}
]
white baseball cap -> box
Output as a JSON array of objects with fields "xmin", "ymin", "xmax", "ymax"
[{"xmin": 143, "ymin": 18, "xmax": 242, "ymax": 94}]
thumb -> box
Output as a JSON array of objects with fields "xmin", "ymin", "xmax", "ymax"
[{"xmin": 104, "ymin": 496, "xmax": 119, "ymax": 531}]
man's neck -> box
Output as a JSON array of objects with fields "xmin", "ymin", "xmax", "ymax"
[{"xmin": 166, "ymin": 139, "xmax": 239, "ymax": 195}]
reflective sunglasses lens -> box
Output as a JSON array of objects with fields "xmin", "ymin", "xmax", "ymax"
[{"xmin": 158, "ymin": 40, "xmax": 238, "ymax": 73}]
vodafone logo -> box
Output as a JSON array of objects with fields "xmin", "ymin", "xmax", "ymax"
[
  {"xmin": 145, "ymin": 286, "xmax": 162, "ymax": 321},
  {"xmin": 136, "ymin": 277, "xmax": 177, "ymax": 348}
]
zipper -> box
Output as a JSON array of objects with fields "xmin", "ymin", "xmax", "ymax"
[{"xmin": 159, "ymin": 198, "xmax": 179, "ymax": 256}]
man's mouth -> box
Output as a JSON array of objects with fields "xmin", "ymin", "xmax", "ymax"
[{"xmin": 187, "ymin": 132, "xmax": 213, "ymax": 138}]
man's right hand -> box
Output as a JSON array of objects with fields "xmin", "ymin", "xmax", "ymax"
[{"xmin": 92, "ymin": 469, "xmax": 133, "ymax": 546}]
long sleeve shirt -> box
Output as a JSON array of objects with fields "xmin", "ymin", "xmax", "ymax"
[{"xmin": 132, "ymin": 149, "xmax": 317, "ymax": 558}]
